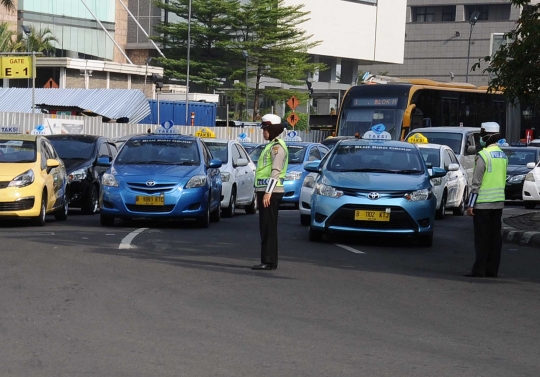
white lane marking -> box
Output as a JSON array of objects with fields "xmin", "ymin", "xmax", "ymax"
[
  {"xmin": 335, "ymin": 244, "xmax": 366, "ymax": 254},
  {"xmin": 119, "ymin": 228, "xmax": 148, "ymax": 249}
]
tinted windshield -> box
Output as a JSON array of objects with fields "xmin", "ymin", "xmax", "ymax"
[
  {"xmin": 338, "ymin": 108, "xmax": 404, "ymax": 140},
  {"xmin": 503, "ymin": 149, "xmax": 538, "ymax": 166},
  {"xmin": 49, "ymin": 138, "xmax": 95, "ymax": 160},
  {"xmin": 419, "ymin": 147, "xmax": 440, "ymax": 168},
  {"xmin": 0, "ymin": 139, "xmax": 36, "ymax": 163},
  {"xmin": 412, "ymin": 132, "xmax": 463, "ymax": 155},
  {"xmin": 205, "ymin": 142, "xmax": 228, "ymax": 163},
  {"xmin": 328, "ymin": 144, "xmax": 423, "ymax": 174},
  {"xmin": 116, "ymin": 138, "xmax": 200, "ymax": 165}
]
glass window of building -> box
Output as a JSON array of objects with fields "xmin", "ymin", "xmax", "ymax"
[
  {"xmin": 413, "ymin": 7, "xmax": 436, "ymax": 22},
  {"xmin": 442, "ymin": 6, "xmax": 456, "ymax": 22}
]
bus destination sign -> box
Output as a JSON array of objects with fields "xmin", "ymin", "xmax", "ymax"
[{"xmin": 352, "ymin": 98, "xmax": 398, "ymax": 107}]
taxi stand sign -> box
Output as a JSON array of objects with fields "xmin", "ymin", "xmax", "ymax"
[{"xmin": 407, "ymin": 133, "xmax": 429, "ymax": 144}]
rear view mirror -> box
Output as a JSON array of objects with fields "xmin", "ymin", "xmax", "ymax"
[
  {"xmin": 527, "ymin": 162, "xmax": 536, "ymax": 169},
  {"xmin": 236, "ymin": 158, "xmax": 248, "ymax": 167},
  {"xmin": 466, "ymin": 146, "xmax": 477, "ymax": 155},
  {"xmin": 304, "ymin": 161, "xmax": 321, "ymax": 173},
  {"xmin": 447, "ymin": 163, "xmax": 459, "ymax": 172},
  {"xmin": 430, "ymin": 167, "xmax": 447, "ymax": 178},
  {"xmin": 97, "ymin": 157, "xmax": 111, "ymax": 167}
]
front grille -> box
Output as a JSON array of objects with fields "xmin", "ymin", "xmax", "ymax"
[
  {"xmin": 326, "ymin": 204, "xmax": 417, "ymax": 230},
  {"xmin": 0, "ymin": 181, "xmax": 9, "ymax": 189},
  {"xmin": 340, "ymin": 188, "xmax": 407, "ymax": 199},
  {"xmin": 125, "ymin": 204, "xmax": 175, "ymax": 213},
  {"xmin": 126, "ymin": 181, "xmax": 179, "ymax": 194},
  {"xmin": 0, "ymin": 198, "xmax": 35, "ymax": 212}
]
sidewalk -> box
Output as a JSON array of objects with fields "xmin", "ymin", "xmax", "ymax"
[{"xmin": 502, "ymin": 211, "xmax": 540, "ymax": 248}]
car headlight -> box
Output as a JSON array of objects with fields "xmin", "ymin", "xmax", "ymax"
[
  {"xmin": 102, "ymin": 173, "xmax": 119, "ymax": 187},
  {"xmin": 8, "ymin": 169, "xmax": 34, "ymax": 188},
  {"xmin": 508, "ymin": 174, "xmax": 526, "ymax": 183},
  {"xmin": 315, "ymin": 183, "xmax": 343, "ymax": 198},
  {"xmin": 431, "ymin": 177, "xmax": 442, "ymax": 186},
  {"xmin": 186, "ymin": 175, "xmax": 207, "ymax": 188},
  {"xmin": 285, "ymin": 171, "xmax": 303, "ymax": 181},
  {"xmin": 404, "ymin": 188, "xmax": 431, "ymax": 201},
  {"xmin": 220, "ymin": 172, "xmax": 231, "ymax": 182},
  {"xmin": 303, "ymin": 175, "xmax": 316, "ymax": 188},
  {"xmin": 525, "ymin": 172, "xmax": 535, "ymax": 182},
  {"xmin": 69, "ymin": 168, "xmax": 87, "ymax": 182}
]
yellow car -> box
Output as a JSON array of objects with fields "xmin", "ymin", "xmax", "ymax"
[{"xmin": 0, "ymin": 134, "xmax": 69, "ymax": 226}]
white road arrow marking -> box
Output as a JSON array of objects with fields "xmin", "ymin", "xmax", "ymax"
[
  {"xmin": 335, "ymin": 244, "xmax": 366, "ymax": 254},
  {"xmin": 119, "ymin": 228, "xmax": 148, "ymax": 249}
]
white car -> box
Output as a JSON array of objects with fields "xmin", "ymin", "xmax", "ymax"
[
  {"xmin": 299, "ymin": 172, "xmax": 318, "ymax": 225},
  {"xmin": 416, "ymin": 143, "xmax": 469, "ymax": 219},
  {"xmin": 203, "ymin": 139, "xmax": 257, "ymax": 217},
  {"xmin": 523, "ymin": 161, "xmax": 540, "ymax": 209}
]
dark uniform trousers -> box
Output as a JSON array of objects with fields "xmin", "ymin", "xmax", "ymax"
[
  {"xmin": 257, "ymin": 191, "xmax": 284, "ymax": 265},
  {"xmin": 472, "ymin": 208, "xmax": 503, "ymax": 277}
]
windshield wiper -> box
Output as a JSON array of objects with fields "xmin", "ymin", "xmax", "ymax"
[{"xmin": 394, "ymin": 169, "xmax": 421, "ymax": 174}]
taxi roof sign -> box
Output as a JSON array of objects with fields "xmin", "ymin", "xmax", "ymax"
[
  {"xmin": 195, "ymin": 127, "xmax": 216, "ymax": 138},
  {"xmin": 407, "ymin": 132, "xmax": 429, "ymax": 144},
  {"xmin": 363, "ymin": 124, "xmax": 391, "ymax": 141}
]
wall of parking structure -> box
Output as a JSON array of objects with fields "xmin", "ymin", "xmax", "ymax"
[{"xmin": 1, "ymin": 112, "xmax": 332, "ymax": 142}]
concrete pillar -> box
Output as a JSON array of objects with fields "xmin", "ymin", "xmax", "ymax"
[
  {"xmin": 59, "ymin": 68, "xmax": 66, "ymax": 88},
  {"xmin": 340, "ymin": 59, "xmax": 358, "ymax": 86},
  {"xmin": 318, "ymin": 56, "xmax": 338, "ymax": 84}
]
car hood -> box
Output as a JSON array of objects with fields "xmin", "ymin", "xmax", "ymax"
[
  {"xmin": 111, "ymin": 163, "xmax": 202, "ymax": 181},
  {"xmin": 321, "ymin": 170, "xmax": 428, "ymax": 191},
  {"xmin": 0, "ymin": 162, "xmax": 36, "ymax": 180},
  {"xmin": 63, "ymin": 159, "xmax": 92, "ymax": 173},
  {"xmin": 507, "ymin": 165, "xmax": 532, "ymax": 176}
]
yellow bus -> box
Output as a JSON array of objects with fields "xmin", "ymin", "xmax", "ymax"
[{"xmin": 335, "ymin": 74, "xmax": 507, "ymax": 140}]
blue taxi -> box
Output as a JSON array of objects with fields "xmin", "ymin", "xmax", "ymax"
[
  {"xmin": 98, "ymin": 133, "xmax": 222, "ymax": 228},
  {"xmin": 305, "ymin": 135, "xmax": 446, "ymax": 246}
]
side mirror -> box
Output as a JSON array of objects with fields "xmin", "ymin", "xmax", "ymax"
[
  {"xmin": 447, "ymin": 163, "xmax": 459, "ymax": 172},
  {"xmin": 466, "ymin": 145, "xmax": 477, "ymax": 155},
  {"xmin": 236, "ymin": 158, "xmax": 248, "ymax": 167},
  {"xmin": 527, "ymin": 162, "xmax": 536, "ymax": 169},
  {"xmin": 46, "ymin": 158, "xmax": 60, "ymax": 168},
  {"xmin": 304, "ymin": 161, "xmax": 321, "ymax": 173},
  {"xmin": 97, "ymin": 157, "xmax": 111, "ymax": 167},
  {"xmin": 430, "ymin": 167, "xmax": 447, "ymax": 178},
  {"xmin": 209, "ymin": 158, "xmax": 222, "ymax": 169}
]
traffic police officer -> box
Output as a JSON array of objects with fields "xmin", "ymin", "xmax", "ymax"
[
  {"xmin": 466, "ymin": 122, "xmax": 507, "ymax": 278},
  {"xmin": 252, "ymin": 114, "xmax": 288, "ymax": 271}
]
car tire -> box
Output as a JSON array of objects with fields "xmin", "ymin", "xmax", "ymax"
[
  {"xmin": 54, "ymin": 193, "xmax": 69, "ymax": 221},
  {"xmin": 100, "ymin": 214, "xmax": 115, "ymax": 226},
  {"xmin": 452, "ymin": 189, "xmax": 467, "ymax": 216},
  {"xmin": 417, "ymin": 234, "xmax": 433, "ymax": 247},
  {"xmin": 31, "ymin": 193, "xmax": 47, "ymax": 227},
  {"xmin": 524, "ymin": 201, "xmax": 537, "ymax": 210},
  {"xmin": 245, "ymin": 193, "xmax": 257, "ymax": 214},
  {"xmin": 435, "ymin": 192, "xmax": 447, "ymax": 220},
  {"xmin": 309, "ymin": 227, "xmax": 323, "ymax": 242},
  {"xmin": 81, "ymin": 185, "xmax": 99, "ymax": 215},
  {"xmin": 300, "ymin": 214, "xmax": 310, "ymax": 226},
  {"xmin": 210, "ymin": 197, "xmax": 221, "ymax": 223},
  {"xmin": 223, "ymin": 188, "xmax": 236, "ymax": 218},
  {"xmin": 197, "ymin": 199, "xmax": 211, "ymax": 228}
]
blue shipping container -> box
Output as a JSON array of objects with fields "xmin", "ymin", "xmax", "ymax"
[{"xmin": 140, "ymin": 100, "xmax": 217, "ymax": 127}]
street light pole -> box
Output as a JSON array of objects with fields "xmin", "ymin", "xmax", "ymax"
[
  {"xmin": 466, "ymin": 11, "xmax": 480, "ymax": 83},
  {"xmin": 242, "ymin": 51, "xmax": 249, "ymax": 121},
  {"xmin": 22, "ymin": 25, "xmax": 31, "ymax": 88}
]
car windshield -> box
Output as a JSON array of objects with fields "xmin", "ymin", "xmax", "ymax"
[
  {"xmin": 205, "ymin": 142, "xmax": 228, "ymax": 163},
  {"xmin": 287, "ymin": 145, "xmax": 307, "ymax": 164},
  {"xmin": 419, "ymin": 147, "xmax": 440, "ymax": 168},
  {"xmin": 115, "ymin": 138, "xmax": 200, "ymax": 165},
  {"xmin": 0, "ymin": 139, "xmax": 37, "ymax": 163},
  {"xmin": 249, "ymin": 145, "xmax": 264, "ymax": 163},
  {"xmin": 503, "ymin": 149, "xmax": 538, "ymax": 166},
  {"xmin": 412, "ymin": 132, "xmax": 463, "ymax": 155},
  {"xmin": 49, "ymin": 138, "xmax": 95, "ymax": 160},
  {"xmin": 328, "ymin": 144, "xmax": 424, "ymax": 174}
]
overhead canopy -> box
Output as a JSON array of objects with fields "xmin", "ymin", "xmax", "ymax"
[{"xmin": 0, "ymin": 88, "xmax": 151, "ymax": 123}]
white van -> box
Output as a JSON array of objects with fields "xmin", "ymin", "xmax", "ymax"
[{"xmin": 406, "ymin": 127, "xmax": 481, "ymax": 185}]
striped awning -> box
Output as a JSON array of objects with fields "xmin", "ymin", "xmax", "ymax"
[{"xmin": 0, "ymin": 88, "xmax": 151, "ymax": 123}]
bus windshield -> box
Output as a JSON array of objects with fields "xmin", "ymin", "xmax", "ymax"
[{"xmin": 338, "ymin": 108, "xmax": 404, "ymax": 140}]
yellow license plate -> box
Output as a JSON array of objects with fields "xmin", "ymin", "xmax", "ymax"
[
  {"xmin": 354, "ymin": 210, "xmax": 390, "ymax": 221},
  {"xmin": 135, "ymin": 195, "xmax": 164, "ymax": 206}
]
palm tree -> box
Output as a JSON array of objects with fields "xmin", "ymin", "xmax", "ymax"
[
  {"xmin": 1, "ymin": 0, "xmax": 15, "ymax": 11},
  {"xmin": 0, "ymin": 21, "xmax": 18, "ymax": 52},
  {"xmin": 16, "ymin": 25, "xmax": 58, "ymax": 55}
]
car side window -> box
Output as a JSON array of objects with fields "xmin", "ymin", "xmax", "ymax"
[
  {"xmin": 236, "ymin": 144, "xmax": 249, "ymax": 160},
  {"xmin": 44, "ymin": 141, "xmax": 58, "ymax": 159},
  {"xmin": 231, "ymin": 144, "xmax": 242, "ymax": 165},
  {"xmin": 443, "ymin": 150, "xmax": 453, "ymax": 169},
  {"xmin": 448, "ymin": 150, "xmax": 459, "ymax": 164},
  {"xmin": 308, "ymin": 146, "xmax": 322, "ymax": 161},
  {"xmin": 201, "ymin": 143, "xmax": 211, "ymax": 165},
  {"xmin": 98, "ymin": 142, "xmax": 109, "ymax": 159},
  {"xmin": 318, "ymin": 146, "xmax": 330, "ymax": 157},
  {"xmin": 108, "ymin": 142, "xmax": 118, "ymax": 159},
  {"xmin": 40, "ymin": 140, "xmax": 52, "ymax": 170}
]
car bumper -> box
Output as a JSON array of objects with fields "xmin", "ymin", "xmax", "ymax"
[
  {"xmin": 310, "ymin": 194, "xmax": 436, "ymax": 236},
  {"xmin": 0, "ymin": 186, "xmax": 41, "ymax": 217},
  {"xmin": 67, "ymin": 179, "xmax": 94, "ymax": 205},
  {"xmin": 505, "ymin": 182, "xmax": 525, "ymax": 200},
  {"xmin": 431, "ymin": 184, "xmax": 444, "ymax": 209},
  {"xmin": 100, "ymin": 185, "xmax": 210, "ymax": 219},
  {"xmin": 522, "ymin": 180, "xmax": 540, "ymax": 201},
  {"xmin": 220, "ymin": 181, "xmax": 233, "ymax": 208},
  {"xmin": 299, "ymin": 187, "xmax": 313, "ymax": 216},
  {"xmin": 282, "ymin": 179, "xmax": 302, "ymax": 203}
]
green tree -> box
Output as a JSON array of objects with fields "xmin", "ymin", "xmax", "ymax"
[
  {"xmin": 153, "ymin": 0, "xmax": 241, "ymax": 92},
  {"xmin": 1, "ymin": 0, "xmax": 15, "ymax": 11},
  {"xmin": 17, "ymin": 26, "xmax": 58, "ymax": 54},
  {"xmin": 235, "ymin": 0, "xmax": 323, "ymax": 120},
  {"xmin": 0, "ymin": 22, "xmax": 18, "ymax": 52},
  {"xmin": 472, "ymin": 1, "xmax": 540, "ymax": 105}
]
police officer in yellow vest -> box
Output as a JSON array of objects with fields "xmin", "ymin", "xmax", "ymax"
[
  {"xmin": 252, "ymin": 114, "xmax": 288, "ymax": 271},
  {"xmin": 465, "ymin": 122, "xmax": 507, "ymax": 278}
]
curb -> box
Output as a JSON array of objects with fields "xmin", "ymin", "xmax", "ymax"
[{"xmin": 502, "ymin": 226, "xmax": 540, "ymax": 248}]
